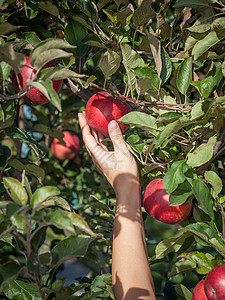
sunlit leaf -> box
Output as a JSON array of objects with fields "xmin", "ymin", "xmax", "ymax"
[
  {"xmin": 31, "ymin": 186, "xmax": 60, "ymax": 208},
  {"xmin": 177, "ymin": 57, "xmax": 192, "ymax": 95},
  {"xmin": 3, "ymin": 177, "xmax": 28, "ymax": 206}
]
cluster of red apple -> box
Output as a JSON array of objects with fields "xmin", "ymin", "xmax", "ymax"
[{"xmin": 193, "ymin": 264, "xmax": 225, "ymax": 299}]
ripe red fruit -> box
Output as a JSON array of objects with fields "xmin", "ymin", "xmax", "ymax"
[
  {"xmin": 143, "ymin": 178, "xmax": 192, "ymax": 224},
  {"xmin": 51, "ymin": 131, "xmax": 80, "ymax": 160},
  {"xmin": 204, "ymin": 264, "xmax": 225, "ymax": 300},
  {"xmin": 193, "ymin": 280, "xmax": 208, "ymax": 300},
  {"xmin": 12, "ymin": 55, "xmax": 63, "ymax": 105},
  {"xmin": 85, "ymin": 92, "xmax": 131, "ymax": 137}
]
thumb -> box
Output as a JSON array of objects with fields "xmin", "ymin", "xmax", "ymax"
[{"xmin": 108, "ymin": 120, "xmax": 128, "ymax": 154}]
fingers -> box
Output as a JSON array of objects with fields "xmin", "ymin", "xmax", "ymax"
[
  {"xmin": 108, "ymin": 120, "xmax": 129, "ymax": 155},
  {"xmin": 78, "ymin": 113, "xmax": 98, "ymax": 153},
  {"xmin": 78, "ymin": 113, "xmax": 108, "ymax": 153}
]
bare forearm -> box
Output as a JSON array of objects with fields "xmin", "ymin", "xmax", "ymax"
[{"xmin": 112, "ymin": 183, "xmax": 156, "ymax": 300}]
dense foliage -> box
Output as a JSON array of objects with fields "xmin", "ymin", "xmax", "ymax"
[{"xmin": 1, "ymin": 0, "xmax": 225, "ymax": 299}]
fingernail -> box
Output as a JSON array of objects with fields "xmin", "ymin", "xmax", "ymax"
[{"xmin": 109, "ymin": 120, "xmax": 118, "ymax": 130}]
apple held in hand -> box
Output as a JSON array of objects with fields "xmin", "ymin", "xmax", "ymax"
[
  {"xmin": 12, "ymin": 55, "xmax": 63, "ymax": 105},
  {"xmin": 143, "ymin": 178, "xmax": 192, "ymax": 224},
  {"xmin": 192, "ymin": 280, "xmax": 208, "ymax": 300},
  {"xmin": 51, "ymin": 131, "xmax": 80, "ymax": 160},
  {"xmin": 204, "ymin": 264, "xmax": 225, "ymax": 300},
  {"xmin": 85, "ymin": 92, "xmax": 131, "ymax": 137}
]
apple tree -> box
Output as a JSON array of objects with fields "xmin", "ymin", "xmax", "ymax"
[{"xmin": 1, "ymin": 0, "xmax": 225, "ymax": 299}]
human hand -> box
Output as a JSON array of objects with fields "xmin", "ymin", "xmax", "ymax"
[{"xmin": 78, "ymin": 112, "xmax": 139, "ymax": 196}]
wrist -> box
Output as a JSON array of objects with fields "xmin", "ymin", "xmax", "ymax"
[{"xmin": 114, "ymin": 179, "xmax": 141, "ymax": 206}]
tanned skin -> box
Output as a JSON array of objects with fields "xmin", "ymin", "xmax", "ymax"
[{"xmin": 79, "ymin": 113, "xmax": 156, "ymax": 300}]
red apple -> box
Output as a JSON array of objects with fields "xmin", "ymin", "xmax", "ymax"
[
  {"xmin": 204, "ymin": 264, "xmax": 225, "ymax": 300},
  {"xmin": 85, "ymin": 92, "xmax": 131, "ymax": 137},
  {"xmin": 143, "ymin": 178, "xmax": 192, "ymax": 224},
  {"xmin": 12, "ymin": 55, "xmax": 63, "ymax": 105},
  {"xmin": 51, "ymin": 131, "xmax": 80, "ymax": 160},
  {"xmin": 193, "ymin": 280, "xmax": 208, "ymax": 300}
]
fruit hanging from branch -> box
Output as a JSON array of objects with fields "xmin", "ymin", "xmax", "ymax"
[
  {"xmin": 85, "ymin": 92, "xmax": 131, "ymax": 137},
  {"xmin": 51, "ymin": 131, "xmax": 80, "ymax": 161},
  {"xmin": 143, "ymin": 178, "xmax": 192, "ymax": 224},
  {"xmin": 204, "ymin": 264, "xmax": 225, "ymax": 300},
  {"xmin": 192, "ymin": 280, "xmax": 208, "ymax": 300},
  {"xmin": 12, "ymin": 54, "xmax": 63, "ymax": 105}
]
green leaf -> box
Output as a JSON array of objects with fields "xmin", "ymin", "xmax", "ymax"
[
  {"xmin": 161, "ymin": 47, "xmax": 172, "ymax": 85},
  {"xmin": 33, "ymin": 49, "xmax": 72, "ymax": 71},
  {"xmin": 184, "ymin": 222, "xmax": 225, "ymax": 256},
  {"xmin": 192, "ymin": 31, "xmax": 225, "ymax": 60},
  {"xmin": 155, "ymin": 116, "xmax": 191, "ymax": 147},
  {"xmin": 187, "ymin": 135, "xmax": 217, "ymax": 167},
  {"xmin": 4, "ymin": 280, "xmax": 42, "ymax": 300},
  {"xmin": 145, "ymin": 32, "xmax": 162, "ymax": 87},
  {"xmin": 118, "ymin": 111, "xmax": 158, "ymax": 131},
  {"xmin": 54, "ymin": 283, "xmax": 90, "ymax": 300},
  {"xmin": 10, "ymin": 214, "xmax": 26, "ymax": 234},
  {"xmin": 31, "ymin": 227, "xmax": 47, "ymax": 252},
  {"xmin": 66, "ymin": 211, "xmax": 96, "ymax": 237},
  {"xmin": 135, "ymin": 77, "xmax": 153, "ymax": 97},
  {"xmin": 157, "ymin": 112, "xmax": 181, "ymax": 124},
  {"xmin": 205, "ymin": 170, "xmax": 223, "ymax": 195},
  {"xmin": 30, "ymin": 80, "xmax": 61, "ymax": 112},
  {"xmin": 30, "ymin": 38, "xmax": 75, "ymax": 67},
  {"xmin": 168, "ymin": 258, "xmax": 196, "ymax": 277},
  {"xmin": 0, "ymin": 100, "xmax": 15, "ymax": 129},
  {"xmin": 0, "ymin": 262, "xmax": 21, "ymax": 291},
  {"xmin": 0, "ymin": 22, "xmax": 19, "ymax": 35},
  {"xmin": 0, "ymin": 61, "xmax": 11, "ymax": 81},
  {"xmin": 32, "ymin": 124, "xmax": 65, "ymax": 144},
  {"xmin": 177, "ymin": 57, "xmax": 192, "ymax": 95},
  {"xmin": 99, "ymin": 49, "xmax": 121, "ymax": 79},
  {"xmin": 121, "ymin": 43, "xmax": 145, "ymax": 96},
  {"xmin": 3, "ymin": 177, "xmax": 28, "ymax": 206},
  {"xmin": 70, "ymin": 15, "xmax": 92, "ymax": 31},
  {"xmin": 45, "ymin": 209, "xmax": 75, "ymax": 233},
  {"xmin": 163, "ymin": 160, "xmax": 188, "ymax": 194},
  {"xmin": 134, "ymin": 66, "xmax": 159, "ymax": 90},
  {"xmin": 0, "ymin": 43, "xmax": 25, "ymax": 73},
  {"xmin": 187, "ymin": 18, "xmax": 211, "ymax": 33},
  {"xmin": 40, "ymin": 196, "xmax": 71, "ymax": 211},
  {"xmin": 51, "ymin": 234, "xmax": 93, "ymax": 263},
  {"xmin": 132, "ymin": 0, "xmax": 155, "ymax": 27},
  {"xmin": 64, "ymin": 19, "xmax": 89, "ymax": 58},
  {"xmin": 169, "ymin": 180, "xmax": 194, "ymax": 206},
  {"xmin": 179, "ymin": 251, "xmax": 214, "ymax": 274},
  {"xmin": 192, "ymin": 76, "xmax": 214, "ymax": 98},
  {"xmin": 175, "ymin": 284, "xmax": 192, "ymax": 300},
  {"xmin": 155, "ymin": 232, "xmax": 192, "ymax": 259},
  {"xmin": 210, "ymin": 61, "xmax": 223, "ymax": 88},
  {"xmin": 42, "ymin": 67, "xmax": 84, "ymax": 81},
  {"xmin": 25, "ymin": 32, "xmax": 40, "ymax": 47},
  {"xmin": 190, "ymin": 99, "xmax": 213, "ymax": 121},
  {"xmin": 90, "ymin": 274, "xmax": 112, "ymax": 298},
  {"xmin": 31, "ymin": 186, "xmax": 60, "ymax": 208},
  {"xmin": 9, "ymin": 158, "xmax": 45, "ymax": 184},
  {"xmin": 192, "ymin": 179, "xmax": 214, "ymax": 218},
  {"xmin": 4, "ymin": 126, "xmax": 46, "ymax": 158},
  {"xmin": 117, "ymin": 4, "xmax": 134, "ymax": 27},
  {"xmin": 38, "ymin": 1, "xmax": 60, "ymax": 17},
  {"xmin": 174, "ymin": 0, "xmax": 216, "ymax": 8}
]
